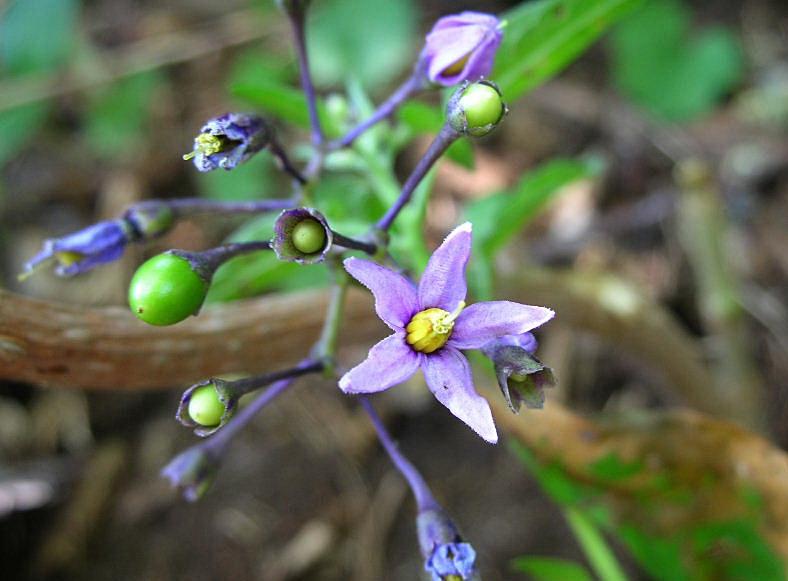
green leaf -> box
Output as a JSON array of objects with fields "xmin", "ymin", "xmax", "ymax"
[
  {"xmin": 1, "ymin": 0, "xmax": 79, "ymax": 74},
  {"xmin": 588, "ymin": 453, "xmax": 644, "ymax": 482},
  {"xmin": 512, "ymin": 557, "xmax": 593, "ymax": 581},
  {"xmin": 609, "ymin": 0, "xmax": 744, "ymax": 121},
  {"xmin": 495, "ymin": 0, "xmax": 643, "ymax": 102},
  {"xmin": 83, "ymin": 72, "xmax": 163, "ymax": 159},
  {"xmin": 307, "ymin": 0, "xmax": 418, "ymax": 90}
]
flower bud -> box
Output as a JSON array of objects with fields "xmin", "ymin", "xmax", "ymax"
[
  {"xmin": 128, "ymin": 251, "xmax": 210, "ymax": 326},
  {"xmin": 21, "ymin": 219, "xmax": 135, "ymax": 279},
  {"xmin": 481, "ymin": 333, "xmax": 556, "ymax": 412},
  {"xmin": 421, "ymin": 11, "xmax": 503, "ymax": 87},
  {"xmin": 176, "ymin": 379, "xmax": 239, "ymax": 437},
  {"xmin": 161, "ymin": 446, "xmax": 219, "ymax": 502},
  {"xmin": 183, "ymin": 113, "xmax": 271, "ymax": 172},
  {"xmin": 272, "ymin": 208, "xmax": 333, "ymax": 264},
  {"xmin": 124, "ymin": 202, "xmax": 175, "ymax": 240},
  {"xmin": 447, "ymin": 80, "xmax": 507, "ymax": 137},
  {"xmin": 417, "ymin": 506, "xmax": 479, "ymax": 581}
]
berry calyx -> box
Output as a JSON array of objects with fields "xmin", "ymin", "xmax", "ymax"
[
  {"xmin": 291, "ymin": 218, "xmax": 327, "ymax": 254},
  {"xmin": 128, "ymin": 252, "xmax": 209, "ymax": 326},
  {"xmin": 187, "ymin": 384, "xmax": 225, "ymax": 427},
  {"xmin": 448, "ymin": 81, "xmax": 507, "ymax": 137}
]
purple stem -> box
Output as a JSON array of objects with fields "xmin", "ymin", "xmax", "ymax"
[
  {"xmin": 288, "ymin": 7, "xmax": 323, "ymax": 147},
  {"xmin": 225, "ymin": 360, "xmax": 324, "ymax": 398},
  {"xmin": 206, "ymin": 358, "xmax": 318, "ymax": 452},
  {"xmin": 172, "ymin": 241, "xmax": 272, "ymax": 281},
  {"xmin": 332, "ymin": 74, "xmax": 424, "ymax": 149},
  {"xmin": 133, "ymin": 198, "xmax": 295, "ymax": 217},
  {"xmin": 376, "ymin": 123, "xmax": 460, "ymax": 232},
  {"xmin": 359, "ymin": 396, "xmax": 438, "ymax": 512},
  {"xmin": 331, "ymin": 231, "xmax": 377, "ymax": 255}
]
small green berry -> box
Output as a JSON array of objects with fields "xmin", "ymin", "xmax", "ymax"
[
  {"xmin": 188, "ymin": 384, "xmax": 225, "ymax": 427},
  {"xmin": 459, "ymin": 83, "xmax": 504, "ymax": 135},
  {"xmin": 291, "ymin": 219, "xmax": 327, "ymax": 254},
  {"xmin": 128, "ymin": 253, "xmax": 209, "ymax": 326}
]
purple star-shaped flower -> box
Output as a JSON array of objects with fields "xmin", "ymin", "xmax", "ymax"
[
  {"xmin": 339, "ymin": 223, "xmax": 554, "ymax": 443},
  {"xmin": 422, "ymin": 12, "xmax": 504, "ymax": 87}
]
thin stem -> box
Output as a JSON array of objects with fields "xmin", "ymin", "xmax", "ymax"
[
  {"xmin": 359, "ymin": 396, "xmax": 438, "ymax": 512},
  {"xmin": 331, "ymin": 231, "xmax": 377, "ymax": 255},
  {"xmin": 194, "ymin": 241, "xmax": 272, "ymax": 273},
  {"xmin": 206, "ymin": 358, "xmax": 318, "ymax": 451},
  {"xmin": 376, "ymin": 123, "xmax": 460, "ymax": 231},
  {"xmin": 269, "ymin": 138, "xmax": 308, "ymax": 184},
  {"xmin": 332, "ymin": 74, "xmax": 424, "ymax": 149},
  {"xmin": 132, "ymin": 198, "xmax": 294, "ymax": 217},
  {"xmin": 288, "ymin": 6, "xmax": 323, "ymax": 147},
  {"xmin": 315, "ymin": 270, "xmax": 349, "ymax": 365},
  {"xmin": 223, "ymin": 360, "xmax": 324, "ymax": 398}
]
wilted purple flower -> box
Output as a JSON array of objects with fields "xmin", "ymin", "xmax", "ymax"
[
  {"xmin": 183, "ymin": 113, "xmax": 271, "ymax": 172},
  {"xmin": 417, "ymin": 506, "xmax": 479, "ymax": 581},
  {"xmin": 22, "ymin": 219, "xmax": 133, "ymax": 278},
  {"xmin": 161, "ymin": 446, "xmax": 219, "ymax": 502},
  {"xmin": 482, "ymin": 332, "xmax": 556, "ymax": 412},
  {"xmin": 339, "ymin": 223, "xmax": 554, "ymax": 443},
  {"xmin": 422, "ymin": 12, "xmax": 503, "ymax": 87}
]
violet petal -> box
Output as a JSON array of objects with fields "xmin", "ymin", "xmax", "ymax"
[
  {"xmin": 344, "ymin": 257, "xmax": 418, "ymax": 330},
  {"xmin": 421, "ymin": 346, "xmax": 497, "ymax": 443},
  {"xmin": 450, "ymin": 302, "xmax": 554, "ymax": 350},
  {"xmin": 418, "ymin": 222, "xmax": 472, "ymax": 311},
  {"xmin": 339, "ymin": 333, "xmax": 420, "ymax": 393}
]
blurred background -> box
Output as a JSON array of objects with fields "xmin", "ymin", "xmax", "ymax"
[{"xmin": 0, "ymin": 0, "xmax": 786, "ymax": 579}]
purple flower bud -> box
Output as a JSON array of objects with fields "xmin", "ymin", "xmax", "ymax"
[
  {"xmin": 183, "ymin": 113, "xmax": 271, "ymax": 172},
  {"xmin": 481, "ymin": 333, "xmax": 556, "ymax": 413},
  {"xmin": 271, "ymin": 207, "xmax": 333, "ymax": 264},
  {"xmin": 422, "ymin": 11, "xmax": 503, "ymax": 87},
  {"xmin": 161, "ymin": 446, "xmax": 219, "ymax": 502},
  {"xmin": 417, "ymin": 507, "xmax": 479, "ymax": 581},
  {"xmin": 22, "ymin": 219, "xmax": 134, "ymax": 278}
]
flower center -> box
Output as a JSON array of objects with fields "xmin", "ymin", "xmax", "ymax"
[
  {"xmin": 183, "ymin": 133, "xmax": 234, "ymax": 161},
  {"xmin": 405, "ymin": 301, "xmax": 465, "ymax": 354}
]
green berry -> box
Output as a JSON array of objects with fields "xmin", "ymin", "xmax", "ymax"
[
  {"xmin": 128, "ymin": 253, "xmax": 208, "ymax": 326},
  {"xmin": 291, "ymin": 219, "xmax": 327, "ymax": 254},
  {"xmin": 458, "ymin": 83, "xmax": 505, "ymax": 136},
  {"xmin": 188, "ymin": 384, "xmax": 225, "ymax": 427}
]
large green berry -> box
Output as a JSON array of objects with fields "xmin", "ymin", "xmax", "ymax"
[
  {"xmin": 291, "ymin": 219, "xmax": 327, "ymax": 254},
  {"xmin": 128, "ymin": 253, "xmax": 209, "ymax": 326},
  {"xmin": 188, "ymin": 384, "xmax": 225, "ymax": 427}
]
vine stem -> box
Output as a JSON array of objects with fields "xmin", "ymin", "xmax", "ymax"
[
  {"xmin": 376, "ymin": 123, "xmax": 460, "ymax": 231},
  {"xmin": 287, "ymin": 4, "xmax": 324, "ymax": 147},
  {"xmin": 331, "ymin": 73, "xmax": 425, "ymax": 149},
  {"xmin": 359, "ymin": 396, "xmax": 438, "ymax": 512}
]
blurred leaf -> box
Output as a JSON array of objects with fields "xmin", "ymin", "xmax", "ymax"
[
  {"xmin": 494, "ymin": 0, "xmax": 642, "ymax": 102},
  {"xmin": 464, "ymin": 158, "xmax": 597, "ymax": 299},
  {"xmin": 1, "ymin": 0, "xmax": 79, "ymax": 74},
  {"xmin": 610, "ymin": 0, "xmax": 744, "ymax": 121},
  {"xmin": 588, "ymin": 453, "xmax": 644, "ymax": 482},
  {"xmin": 231, "ymin": 77, "xmax": 341, "ymax": 138},
  {"xmin": 83, "ymin": 72, "xmax": 163, "ymax": 159},
  {"xmin": 307, "ymin": 0, "xmax": 418, "ymax": 90},
  {"xmin": 0, "ymin": 0, "xmax": 79, "ymax": 164},
  {"xmin": 0, "ymin": 103, "xmax": 48, "ymax": 165},
  {"xmin": 512, "ymin": 557, "xmax": 593, "ymax": 581},
  {"xmin": 314, "ymin": 172, "xmax": 385, "ymax": 235},
  {"xmin": 196, "ymin": 154, "xmax": 277, "ymax": 202}
]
